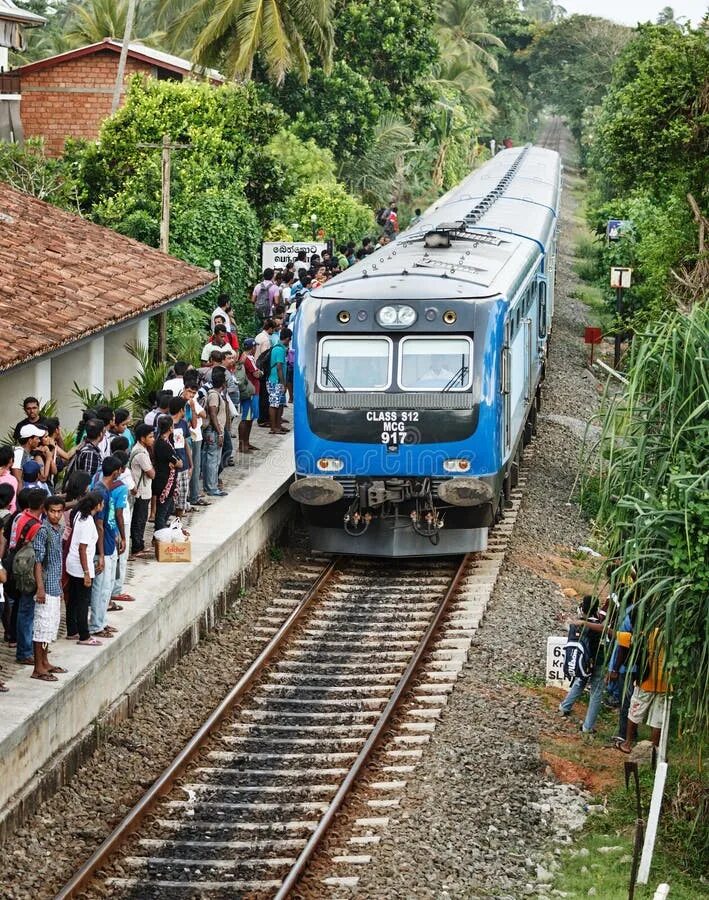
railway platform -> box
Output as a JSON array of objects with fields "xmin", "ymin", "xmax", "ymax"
[{"xmin": 0, "ymin": 432, "xmax": 294, "ymax": 841}]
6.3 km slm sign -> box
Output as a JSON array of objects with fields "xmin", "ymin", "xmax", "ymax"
[{"xmin": 262, "ymin": 241, "xmax": 328, "ymax": 271}]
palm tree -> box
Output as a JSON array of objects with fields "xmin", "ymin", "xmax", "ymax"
[
  {"xmin": 437, "ymin": 0, "xmax": 504, "ymax": 73},
  {"xmin": 656, "ymin": 6, "xmax": 687, "ymax": 28},
  {"xmin": 341, "ymin": 115, "xmax": 428, "ymax": 207},
  {"xmin": 158, "ymin": 0, "xmax": 334, "ymax": 84},
  {"xmin": 64, "ymin": 0, "xmax": 162, "ymax": 47},
  {"xmin": 428, "ymin": 42, "xmax": 495, "ymax": 188},
  {"xmin": 521, "ymin": 0, "xmax": 567, "ymax": 23}
]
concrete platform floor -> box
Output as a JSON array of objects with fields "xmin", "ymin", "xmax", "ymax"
[{"xmin": 0, "ymin": 429, "xmax": 294, "ymax": 826}]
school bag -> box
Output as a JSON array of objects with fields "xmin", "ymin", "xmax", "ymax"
[
  {"xmin": 2, "ymin": 518, "xmax": 37, "ymax": 595},
  {"xmin": 254, "ymin": 282, "xmax": 271, "ymax": 318},
  {"xmin": 562, "ymin": 623, "xmax": 593, "ymax": 681},
  {"xmin": 234, "ymin": 360, "xmax": 255, "ymax": 398},
  {"xmin": 256, "ymin": 346, "xmax": 273, "ymax": 379}
]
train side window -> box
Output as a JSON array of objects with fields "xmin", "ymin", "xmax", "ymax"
[{"xmin": 317, "ymin": 336, "xmax": 392, "ymax": 391}]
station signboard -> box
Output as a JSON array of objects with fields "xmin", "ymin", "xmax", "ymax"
[{"xmin": 262, "ymin": 241, "xmax": 328, "ymax": 271}]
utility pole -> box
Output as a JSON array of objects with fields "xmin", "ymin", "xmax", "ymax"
[
  {"xmin": 138, "ymin": 134, "xmax": 191, "ymax": 360},
  {"xmin": 111, "ymin": 0, "xmax": 137, "ymax": 114}
]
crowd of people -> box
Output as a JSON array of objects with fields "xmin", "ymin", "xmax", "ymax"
[{"xmin": 557, "ymin": 574, "xmax": 668, "ymax": 756}]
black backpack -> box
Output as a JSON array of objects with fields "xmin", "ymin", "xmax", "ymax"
[
  {"xmin": 563, "ymin": 623, "xmax": 593, "ymax": 681},
  {"xmin": 256, "ymin": 346, "xmax": 273, "ymax": 379},
  {"xmin": 376, "ymin": 206, "xmax": 390, "ymax": 226}
]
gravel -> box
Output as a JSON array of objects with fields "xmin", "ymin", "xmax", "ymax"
[{"xmin": 299, "ymin": 129, "xmax": 600, "ymax": 898}]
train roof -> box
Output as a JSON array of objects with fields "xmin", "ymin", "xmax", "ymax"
[{"xmin": 315, "ymin": 145, "xmax": 561, "ymax": 303}]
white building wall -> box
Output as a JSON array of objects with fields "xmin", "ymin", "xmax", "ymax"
[
  {"xmin": 103, "ymin": 320, "xmax": 146, "ymax": 398},
  {"xmin": 0, "ymin": 315, "xmax": 153, "ymax": 442}
]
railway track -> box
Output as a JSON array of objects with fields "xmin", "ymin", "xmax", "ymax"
[
  {"xmin": 52, "ymin": 555, "xmax": 464, "ymax": 898},
  {"xmin": 538, "ymin": 116, "xmax": 563, "ymax": 153},
  {"xmin": 54, "ymin": 460, "xmax": 526, "ymax": 900}
]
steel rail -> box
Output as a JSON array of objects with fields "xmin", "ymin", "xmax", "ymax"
[
  {"xmin": 274, "ymin": 552, "xmax": 471, "ymax": 899},
  {"xmin": 54, "ymin": 557, "xmax": 340, "ymax": 900}
]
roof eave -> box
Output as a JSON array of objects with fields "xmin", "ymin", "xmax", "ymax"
[{"xmin": 0, "ymin": 278, "xmax": 214, "ymax": 376}]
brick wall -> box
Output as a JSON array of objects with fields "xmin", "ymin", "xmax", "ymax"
[{"xmin": 19, "ymin": 52, "xmax": 163, "ymax": 156}]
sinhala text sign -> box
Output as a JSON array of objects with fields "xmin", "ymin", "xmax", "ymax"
[{"xmin": 262, "ymin": 242, "xmax": 327, "ymax": 271}]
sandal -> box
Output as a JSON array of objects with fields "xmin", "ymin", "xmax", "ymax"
[
  {"xmin": 77, "ymin": 638, "xmax": 102, "ymax": 646},
  {"xmin": 129, "ymin": 550, "xmax": 152, "ymax": 559},
  {"xmin": 65, "ymin": 634, "xmax": 79, "ymax": 640},
  {"xmin": 0, "ymin": 682, "xmax": 8, "ymax": 692},
  {"xmin": 107, "ymin": 602, "xmax": 123, "ymax": 612},
  {"xmin": 91, "ymin": 629, "xmax": 114, "ymax": 639},
  {"xmin": 614, "ymin": 743, "xmax": 631, "ymax": 754},
  {"xmin": 19, "ymin": 658, "xmax": 34, "ymax": 666},
  {"xmin": 111, "ymin": 594, "xmax": 136, "ymax": 602},
  {"xmin": 31, "ymin": 672, "xmax": 58, "ymax": 682},
  {"xmin": 48, "ymin": 666, "xmax": 68, "ymax": 674}
]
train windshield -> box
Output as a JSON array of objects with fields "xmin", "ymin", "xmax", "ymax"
[
  {"xmin": 318, "ymin": 337, "xmax": 392, "ymax": 391},
  {"xmin": 398, "ymin": 337, "xmax": 473, "ymax": 391}
]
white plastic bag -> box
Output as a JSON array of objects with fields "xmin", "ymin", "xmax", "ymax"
[{"xmin": 154, "ymin": 518, "xmax": 187, "ymax": 543}]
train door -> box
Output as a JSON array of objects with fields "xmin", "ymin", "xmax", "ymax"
[
  {"xmin": 537, "ymin": 274, "xmax": 549, "ymax": 344},
  {"xmin": 523, "ymin": 315, "xmax": 533, "ymax": 402},
  {"xmin": 501, "ymin": 316, "xmax": 511, "ymax": 456}
]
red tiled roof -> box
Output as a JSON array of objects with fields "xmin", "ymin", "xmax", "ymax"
[
  {"xmin": 11, "ymin": 38, "xmax": 224, "ymax": 83},
  {"xmin": 0, "ymin": 182, "xmax": 214, "ymax": 372}
]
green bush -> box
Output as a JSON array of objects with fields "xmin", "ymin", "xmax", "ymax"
[
  {"xmin": 286, "ymin": 182, "xmax": 374, "ymax": 247},
  {"xmin": 587, "ymin": 191, "xmax": 695, "ymax": 328},
  {"xmin": 171, "ymin": 188, "xmax": 262, "ymax": 334}
]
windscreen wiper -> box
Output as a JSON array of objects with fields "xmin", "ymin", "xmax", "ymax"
[
  {"xmin": 442, "ymin": 359, "xmax": 469, "ymax": 392},
  {"xmin": 321, "ymin": 355, "xmax": 346, "ymax": 392}
]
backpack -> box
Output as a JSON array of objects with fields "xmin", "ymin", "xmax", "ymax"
[
  {"xmin": 2, "ymin": 518, "xmax": 37, "ymax": 595},
  {"xmin": 376, "ymin": 207, "xmax": 390, "ymax": 227},
  {"xmin": 234, "ymin": 360, "xmax": 255, "ymax": 399},
  {"xmin": 255, "ymin": 281, "xmax": 271, "ymax": 317},
  {"xmin": 256, "ymin": 346, "xmax": 273, "ymax": 379},
  {"xmin": 562, "ymin": 623, "xmax": 593, "ymax": 681}
]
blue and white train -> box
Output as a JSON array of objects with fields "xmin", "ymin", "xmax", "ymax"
[{"xmin": 289, "ymin": 145, "xmax": 562, "ymax": 556}]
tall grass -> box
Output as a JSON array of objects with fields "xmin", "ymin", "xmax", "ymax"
[{"xmin": 585, "ymin": 304, "xmax": 709, "ymax": 738}]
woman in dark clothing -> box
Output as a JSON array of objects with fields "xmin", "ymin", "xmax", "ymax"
[{"xmin": 152, "ymin": 415, "xmax": 181, "ymax": 532}]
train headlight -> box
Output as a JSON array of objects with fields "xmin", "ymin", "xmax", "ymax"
[
  {"xmin": 317, "ymin": 458, "xmax": 344, "ymax": 472},
  {"xmin": 376, "ymin": 304, "xmax": 417, "ymax": 328},
  {"xmin": 442, "ymin": 309, "xmax": 457, "ymax": 325},
  {"xmin": 443, "ymin": 459, "xmax": 471, "ymax": 473},
  {"xmin": 337, "ymin": 310, "xmax": 351, "ymax": 324}
]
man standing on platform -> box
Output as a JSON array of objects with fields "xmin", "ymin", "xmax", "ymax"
[{"xmin": 268, "ymin": 328, "xmax": 292, "ymax": 436}]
